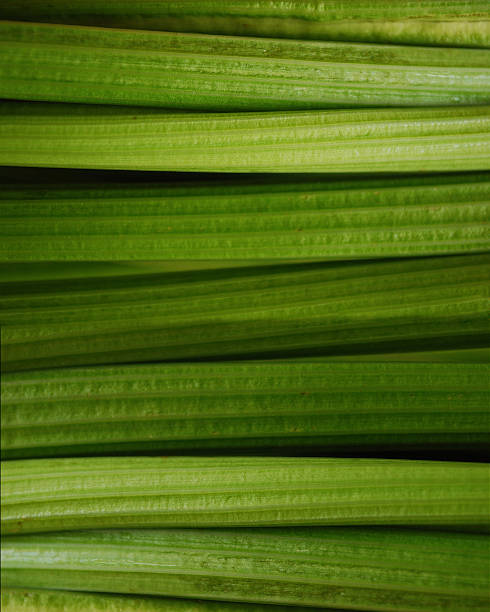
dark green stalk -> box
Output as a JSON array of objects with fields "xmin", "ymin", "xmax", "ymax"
[
  {"xmin": 1, "ymin": 254, "xmax": 489, "ymax": 371},
  {"xmin": 2, "ymin": 361, "xmax": 489, "ymax": 459},
  {"xmin": 2, "ymin": 173, "xmax": 489, "ymax": 261}
]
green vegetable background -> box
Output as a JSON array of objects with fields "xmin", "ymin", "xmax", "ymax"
[{"xmin": 0, "ymin": 2, "xmax": 489, "ymax": 611}]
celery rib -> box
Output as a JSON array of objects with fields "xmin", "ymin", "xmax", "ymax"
[
  {"xmin": 2, "ymin": 456, "xmax": 490, "ymax": 533},
  {"xmin": 0, "ymin": 1, "xmax": 488, "ymax": 47},
  {"xmin": 1, "ymin": 102, "xmax": 489, "ymax": 173},
  {"xmin": 1, "ymin": 174, "xmax": 489, "ymax": 261},
  {"xmin": 2, "ymin": 362, "xmax": 489, "ymax": 459},
  {"xmin": 2, "ymin": 528, "xmax": 489, "ymax": 610},
  {"xmin": 1, "ymin": 254, "xmax": 489, "ymax": 371},
  {"xmin": 1, "ymin": 21, "xmax": 489, "ymax": 110}
]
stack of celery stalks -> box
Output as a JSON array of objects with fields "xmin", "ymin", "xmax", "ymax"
[{"xmin": 1, "ymin": 2, "xmax": 490, "ymax": 611}]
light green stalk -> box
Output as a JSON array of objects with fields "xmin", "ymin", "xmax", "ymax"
[
  {"xmin": 2, "ymin": 456, "xmax": 490, "ymax": 533},
  {"xmin": 1, "ymin": 102, "xmax": 489, "ymax": 172}
]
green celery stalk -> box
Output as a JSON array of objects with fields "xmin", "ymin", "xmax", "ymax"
[
  {"xmin": 1, "ymin": 21, "xmax": 489, "ymax": 110},
  {"xmin": 1, "ymin": 102, "xmax": 489, "ymax": 173},
  {"xmin": 2, "ymin": 172, "xmax": 489, "ymax": 261},
  {"xmin": 1, "ymin": 588, "xmax": 317, "ymax": 612},
  {"xmin": 2, "ymin": 456, "xmax": 490, "ymax": 533},
  {"xmin": 0, "ymin": 1, "xmax": 488, "ymax": 48},
  {"xmin": 1, "ymin": 254, "xmax": 489, "ymax": 372},
  {"xmin": 2, "ymin": 361, "xmax": 489, "ymax": 459},
  {"xmin": 2, "ymin": 528, "xmax": 489, "ymax": 610}
]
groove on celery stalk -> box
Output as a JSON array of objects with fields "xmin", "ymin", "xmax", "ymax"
[
  {"xmin": 2, "ymin": 528, "xmax": 490, "ymax": 610},
  {"xmin": 1, "ymin": 588, "xmax": 320, "ymax": 612},
  {"xmin": 1, "ymin": 102, "xmax": 489, "ymax": 173},
  {"xmin": 2, "ymin": 456, "xmax": 490, "ymax": 533},
  {"xmin": 1, "ymin": 21, "xmax": 489, "ymax": 110},
  {"xmin": 2, "ymin": 172, "xmax": 490, "ymax": 261},
  {"xmin": 2, "ymin": 170, "xmax": 490, "ymax": 199},
  {"xmin": 1, "ymin": 254, "xmax": 489, "ymax": 372},
  {"xmin": 0, "ymin": 1, "xmax": 488, "ymax": 48},
  {"xmin": 2, "ymin": 362, "xmax": 489, "ymax": 459}
]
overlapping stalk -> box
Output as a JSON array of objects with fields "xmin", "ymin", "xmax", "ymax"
[
  {"xmin": 2, "ymin": 254, "xmax": 488, "ymax": 371},
  {"xmin": 0, "ymin": 5, "xmax": 489, "ymax": 612}
]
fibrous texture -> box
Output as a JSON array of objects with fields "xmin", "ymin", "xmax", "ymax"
[
  {"xmin": 1, "ymin": 102, "xmax": 489, "ymax": 172},
  {"xmin": 2, "ymin": 528, "xmax": 490, "ymax": 610},
  {"xmin": 1, "ymin": 21, "xmax": 489, "ymax": 110},
  {"xmin": 0, "ymin": 1, "xmax": 488, "ymax": 47},
  {"xmin": 2, "ymin": 361, "xmax": 489, "ymax": 459},
  {"xmin": 2, "ymin": 456, "xmax": 490, "ymax": 533},
  {"xmin": 2, "ymin": 254, "xmax": 489, "ymax": 371},
  {"xmin": 2, "ymin": 173, "xmax": 489, "ymax": 261}
]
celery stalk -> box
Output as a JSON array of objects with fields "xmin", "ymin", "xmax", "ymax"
[
  {"xmin": 2, "ymin": 456, "xmax": 490, "ymax": 533},
  {"xmin": 1, "ymin": 102, "xmax": 489, "ymax": 173},
  {"xmin": 2, "ymin": 528, "xmax": 489, "ymax": 609}
]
